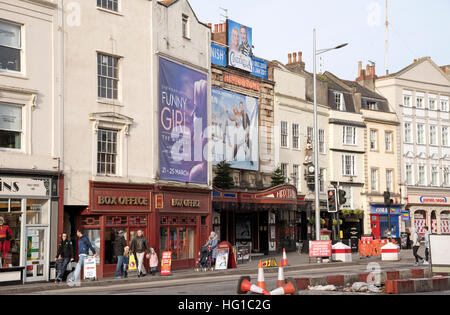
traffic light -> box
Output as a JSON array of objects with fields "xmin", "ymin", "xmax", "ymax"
[
  {"xmin": 338, "ymin": 189, "xmax": 347, "ymax": 206},
  {"xmin": 327, "ymin": 188, "xmax": 338, "ymax": 213}
]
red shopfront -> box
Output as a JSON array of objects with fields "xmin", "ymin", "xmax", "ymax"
[
  {"xmin": 155, "ymin": 186, "xmax": 212, "ymax": 271},
  {"xmin": 78, "ymin": 182, "xmax": 154, "ymax": 279}
]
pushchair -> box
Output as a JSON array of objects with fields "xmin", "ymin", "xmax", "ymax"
[{"xmin": 195, "ymin": 246, "xmax": 214, "ymax": 272}]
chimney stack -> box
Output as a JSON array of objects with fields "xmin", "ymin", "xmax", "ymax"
[{"xmin": 288, "ymin": 53, "xmax": 292, "ymax": 64}]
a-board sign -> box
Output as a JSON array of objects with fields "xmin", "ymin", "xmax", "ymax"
[
  {"xmin": 215, "ymin": 248, "xmax": 230, "ymax": 270},
  {"xmin": 309, "ymin": 241, "xmax": 332, "ymax": 257},
  {"xmin": 430, "ymin": 235, "xmax": 450, "ymax": 273},
  {"xmin": 261, "ymin": 257, "xmax": 278, "ymax": 268},
  {"xmin": 160, "ymin": 251, "xmax": 172, "ymax": 276},
  {"xmin": 83, "ymin": 256, "xmax": 97, "ymax": 279}
]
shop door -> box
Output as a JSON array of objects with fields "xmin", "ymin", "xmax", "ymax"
[
  {"xmin": 370, "ymin": 215, "xmax": 380, "ymax": 239},
  {"xmin": 26, "ymin": 227, "xmax": 48, "ymax": 282},
  {"xmin": 160, "ymin": 226, "xmax": 195, "ymax": 269}
]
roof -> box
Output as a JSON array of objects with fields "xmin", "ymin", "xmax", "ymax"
[
  {"xmin": 158, "ymin": 0, "xmax": 208, "ymax": 28},
  {"xmin": 343, "ymin": 80, "xmax": 386, "ymax": 101},
  {"xmin": 377, "ymin": 57, "xmax": 450, "ymax": 82}
]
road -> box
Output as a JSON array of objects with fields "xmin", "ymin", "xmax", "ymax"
[{"xmin": 27, "ymin": 261, "xmax": 441, "ymax": 295}]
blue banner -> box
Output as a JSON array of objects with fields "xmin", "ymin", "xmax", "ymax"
[
  {"xmin": 251, "ymin": 57, "xmax": 268, "ymax": 79},
  {"xmin": 211, "ymin": 43, "xmax": 227, "ymax": 67},
  {"xmin": 158, "ymin": 57, "xmax": 208, "ymax": 184}
]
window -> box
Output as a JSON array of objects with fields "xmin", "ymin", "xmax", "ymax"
[
  {"xmin": 335, "ymin": 92, "xmax": 346, "ymax": 111},
  {"xmin": 385, "ymin": 131, "xmax": 392, "ymax": 152},
  {"xmin": 416, "ymin": 96, "xmax": 424, "ymax": 109},
  {"xmin": 307, "ymin": 126, "xmax": 314, "ymax": 147},
  {"xmin": 431, "ymin": 166, "xmax": 439, "ymax": 187},
  {"xmin": 386, "ymin": 170, "xmax": 393, "ymax": 192},
  {"xmin": 280, "ymin": 163, "xmax": 288, "ymax": 182},
  {"xmin": 342, "ymin": 155, "xmax": 356, "ymax": 176},
  {"xmin": 443, "ymin": 127, "xmax": 449, "ymax": 146},
  {"xmin": 406, "ymin": 164, "xmax": 413, "ymax": 185},
  {"xmin": 441, "ymin": 99, "xmax": 449, "ymax": 112},
  {"xmin": 417, "ymin": 124, "xmax": 425, "ymax": 145},
  {"xmin": 371, "ymin": 169, "xmax": 378, "ymax": 191},
  {"xmin": 97, "ymin": 0, "xmax": 119, "ymax": 12},
  {"xmin": 429, "ymin": 96, "xmax": 437, "ymax": 110},
  {"xmin": 0, "ymin": 200, "xmax": 22, "ymax": 268},
  {"xmin": 0, "ymin": 103, "xmax": 22, "ymax": 149},
  {"xmin": 98, "ymin": 53, "xmax": 119, "ymax": 100},
  {"xmin": 418, "ymin": 165, "xmax": 425, "ymax": 186},
  {"xmin": 430, "ymin": 126, "xmax": 437, "ymax": 146},
  {"xmin": 319, "ymin": 168, "xmax": 325, "ymax": 193},
  {"xmin": 182, "ymin": 15, "xmax": 190, "ymax": 39},
  {"xmin": 403, "ymin": 95, "xmax": 411, "ymax": 107},
  {"xmin": 368, "ymin": 101, "xmax": 378, "ymax": 110},
  {"xmin": 444, "ymin": 168, "xmax": 450, "ymax": 187},
  {"xmin": 404, "ymin": 123, "xmax": 412, "ymax": 143},
  {"xmin": 280, "ymin": 121, "xmax": 288, "ymax": 148},
  {"xmin": 292, "ymin": 124, "xmax": 299, "ymax": 149},
  {"xmin": 370, "ymin": 130, "xmax": 377, "ymax": 150},
  {"xmin": 343, "ymin": 126, "xmax": 356, "ymax": 145},
  {"xmin": 319, "ymin": 129, "xmax": 325, "ymax": 154},
  {"xmin": 292, "ymin": 165, "xmax": 299, "ymax": 189},
  {"xmin": 0, "ymin": 20, "xmax": 21, "ymax": 72},
  {"xmin": 97, "ymin": 129, "xmax": 118, "ymax": 175}
]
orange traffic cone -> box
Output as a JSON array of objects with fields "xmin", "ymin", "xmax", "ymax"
[
  {"xmin": 268, "ymin": 278, "xmax": 298, "ymax": 296},
  {"xmin": 276, "ymin": 260, "xmax": 287, "ymax": 288},
  {"xmin": 237, "ymin": 276, "xmax": 268, "ymax": 295},
  {"xmin": 257, "ymin": 260, "xmax": 267, "ymax": 291},
  {"xmin": 282, "ymin": 248, "xmax": 289, "ymax": 266}
]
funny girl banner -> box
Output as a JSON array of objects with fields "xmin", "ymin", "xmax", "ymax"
[{"xmin": 159, "ymin": 57, "xmax": 208, "ymax": 184}]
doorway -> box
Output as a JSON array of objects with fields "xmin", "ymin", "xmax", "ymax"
[{"xmin": 26, "ymin": 227, "xmax": 48, "ymax": 282}]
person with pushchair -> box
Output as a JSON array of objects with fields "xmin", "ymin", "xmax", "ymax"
[
  {"xmin": 203, "ymin": 232, "xmax": 219, "ymax": 266},
  {"xmin": 55, "ymin": 233, "xmax": 74, "ymax": 283}
]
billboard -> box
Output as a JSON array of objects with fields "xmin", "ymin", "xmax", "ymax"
[
  {"xmin": 211, "ymin": 87, "xmax": 258, "ymax": 171},
  {"xmin": 227, "ymin": 19, "xmax": 253, "ymax": 72},
  {"xmin": 251, "ymin": 57, "xmax": 268, "ymax": 79},
  {"xmin": 158, "ymin": 57, "xmax": 208, "ymax": 184},
  {"xmin": 211, "ymin": 43, "xmax": 227, "ymax": 67}
]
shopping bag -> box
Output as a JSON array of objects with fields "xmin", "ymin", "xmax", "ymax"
[{"xmin": 128, "ymin": 254, "xmax": 137, "ymax": 270}]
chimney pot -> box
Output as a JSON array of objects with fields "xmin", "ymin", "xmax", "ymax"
[
  {"xmin": 219, "ymin": 24, "xmax": 223, "ymax": 33},
  {"xmin": 223, "ymin": 23, "xmax": 227, "ymax": 32},
  {"xmin": 214, "ymin": 24, "xmax": 218, "ymax": 33},
  {"xmin": 298, "ymin": 51, "xmax": 303, "ymax": 63},
  {"xmin": 293, "ymin": 52, "xmax": 297, "ymax": 63},
  {"xmin": 358, "ymin": 61, "xmax": 362, "ymax": 77},
  {"xmin": 288, "ymin": 53, "xmax": 292, "ymax": 64}
]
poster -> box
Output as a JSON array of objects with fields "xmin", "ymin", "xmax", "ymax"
[
  {"xmin": 161, "ymin": 251, "xmax": 172, "ymax": 276},
  {"xmin": 235, "ymin": 216, "xmax": 252, "ymax": 240},
  {"xmin": 211, "ymin": 88, "xmax": 259, "ymax": 171},
  {"xmin": 215, "ymin": 248, "xmax": 229, "ymax": 270},
  {"xmin": 227, "ymin": 19, "xmax": 253, "ymax": 72},
  {"xmin": 159, "ymin": 57, "xmax": 208, "ymax": 184}
]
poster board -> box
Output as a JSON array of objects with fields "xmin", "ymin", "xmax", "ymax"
[
  {"xmin": 215, "ymin": 248, "xmax": 229, "ymax": 270},
  {"xmin": 237, "ymin": 245, "xmax": 251, "ymax": 264},
  {"xmin": 430, "ymin": 235, "xmax": 450, "ymax": 273},
  {"xmin": 83, "ymin": 256, "xmax": 97, "ymax": 279},
  {"xmin": 309, "ymin": 241, "xmax": 332, "ymax": 258},
  {"xmin": 160, "ymin": 251, "xmax": 172, "ymax": 276}
]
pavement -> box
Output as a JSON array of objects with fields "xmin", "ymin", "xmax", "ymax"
[{"xmin": 0, "ymin": 249, "xmax": 423, "ymax": 295}]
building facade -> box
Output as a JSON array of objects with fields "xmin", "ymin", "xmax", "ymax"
[
  {"xmin": 0, "ymin": 0, "xmax": 61, "ymax": 284},
  {"xmin": 374, "ymin": 57, "xmax": 450, "ymax": 236},
  {"xmin": 61, "ymin": 0, "xmax": 212, "ymax": 277}
]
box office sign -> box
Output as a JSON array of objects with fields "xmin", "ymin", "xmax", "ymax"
[
  {"xmin": 92, "ymin": 189, "xmax": 150, "ymax": 212},
  {"xmin": 0, "ymin": 177, "xmax": 50, "ymax": 197}
]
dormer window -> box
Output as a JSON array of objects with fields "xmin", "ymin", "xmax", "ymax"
[
  {"xmin": 334, "ymin": 92, "xmax": 346, "ymax": 111},
  {"xmin": 367, "ymin": 101, "xmax": 378, "ymax": 110}
]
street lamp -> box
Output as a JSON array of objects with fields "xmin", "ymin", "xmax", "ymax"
[{"xmin": 313, "ymin": 29, "xmax": 348, "ymax": 243}]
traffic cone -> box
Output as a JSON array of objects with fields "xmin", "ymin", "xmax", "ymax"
[
  {"xmin": 276, "ymin": 260, "xmax": 287, "ymax": 288},
  {"xmin": 257, "ymin": 260, "xmax": 267, "ymax": 291},
  {"xmin": 237, "ymin": 276, "xmax": 268, "ymax": 295},
  {"xmin": 282, "ymin": 248, "xmax": 289, "ymax": 266},
  {"xmin": 268, "ymin": 278, "xmax": 298, "ymax": 296}
]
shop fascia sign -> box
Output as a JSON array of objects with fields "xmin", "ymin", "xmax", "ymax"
[
  {"xmin": 97, "ymin": 196, "xmax": 149, "ymax": 206},
  {"xmin": 370, "ymin": 205, "xmax": 401, "ymax": 215},
  {"xmin": 171, "ymin": 199, "xmax": 201, "ymax": 208},
  {"xmin": 256, "ymin": 187, "xmax": 297, "ymax": 200},
  {"xmin": 0, "ymin": 176, "xmax": 49, "ymax": 197},
  {"xmin": 408, "ymin": 195, "xmax": 449, "ymax": 205}
]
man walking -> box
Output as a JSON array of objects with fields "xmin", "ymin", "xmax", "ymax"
[
  {"xmin": 113, "ymin": 230, "xmax": 127, "ymax": 279},
  {"xmin": 68, "ymin": 229, "xmax": 96, "ymax": 285},
  {"xmin": 423, "ymin": 226, "xmax": 431, "ymax": 265},
  {"xmin": 412, "ymin": 227, "xmax": 424, "ymax": 266},
  {"xmin": 130, "ymin": 230, "xmax": 149, "ymax": 277}
]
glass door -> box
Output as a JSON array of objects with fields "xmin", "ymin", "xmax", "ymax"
[{"xmin": 26, "ymin": 227, "xmax": 48, "ymax": 282}]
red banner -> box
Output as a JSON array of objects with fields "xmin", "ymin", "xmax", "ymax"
[
  {"xmin": 160, "ymin": 251, "xmax": 172, "ymax": 276},
  {"xmin": 309, "ymin": 241, "xmax": 332, "ymax": 257}
]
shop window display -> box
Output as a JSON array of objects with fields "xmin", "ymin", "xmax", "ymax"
[
  {"xmin": 26, "ymin": 199, "xmax": 49, "ymax": 225},
  {"xmin": 0, "ymin": 199, "xmax": 22, "ymax": 268}
]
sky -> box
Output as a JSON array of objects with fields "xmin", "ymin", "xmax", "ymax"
[{"xmin": 189, "ymin": 0, "xmax": 450, "ymax": 80}]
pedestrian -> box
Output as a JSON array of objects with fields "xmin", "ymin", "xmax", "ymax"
[
  {"xmin": 113, "ymin": 230, "xmax": 127, "ymax": 279},
  {"xmin": 55, "ymin": 233, "xmax": 74, "ymax": 283},
  {"xmin": 412, "ymin": 227, "xmax": 424, "ymax": 266},
  {"xmin": 123, "ymin": 246, "xmax": 130, "ymax": 278},
  {"xmin": 68, "ymin": 229, "xmax": 97, "ymax": 284},
  {"xmin": 423, "ymin": 226, "xmax": 431, "ymax": 265},
  {"xmin": 204, "ymin": 232, "xmax": 219, "ymax": 266},
  {"xmin": 148, "ymin": 248, "xmax": 159, "ymax": 276},
  {"xmin": 130, "ymin": 230, "xmax": 149, "ymax": 277}
]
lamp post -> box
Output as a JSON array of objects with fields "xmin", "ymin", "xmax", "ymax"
[{"xmin": 313, "ymin": 29, "xmax": 348, "ymax": 243}]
